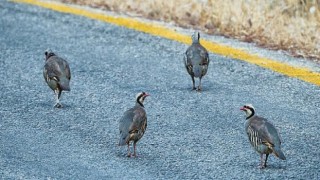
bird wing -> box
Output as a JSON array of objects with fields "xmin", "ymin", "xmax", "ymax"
[
  {"xmin": 43, "ymin": 67, "xmax": 49, "ymax": 83},
  {"xmin": 129, "ymin": 107, "xmax": 147, "ymax": 134},
  {"xmin": 44, "ymin": 57, "xmax": 65, "ymax": 78},
  {"xmin": 119, "ymin": 108, "xmax": 134, "ymax": 133},
  {"xmin": 184, "ymin": 48, "xmax": 193, "ymax": 75},
  {"xmin": 200, "ymin": 50, "xmax": 209, "ymax": 76},
  {"xmin": 261, "ymin": 120, "xmax": 282, "ymax": 146},
  {"xmin": 118, "ymin": 108, "xmax": 135, "ymax": 145},
  {"xmin": 249, "ymin": 116, "xmax": 280, "ymax": 147},
  {"xmin": 64, "ymin": 60, "xmax": 71, "ymax": 80},
  {"xmin": 199, "ymin": 45, "xmax": 209, "ymax": 66}
]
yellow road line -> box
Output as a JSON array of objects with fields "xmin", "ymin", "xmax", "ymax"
[{"xmin": 12, "ymin": 0, "xmax": 320, "ymax": 86}]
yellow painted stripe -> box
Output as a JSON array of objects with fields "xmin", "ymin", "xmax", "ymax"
[{"xmin": 12, "ymin": 0, "xmax": 320, "ymax": 86}]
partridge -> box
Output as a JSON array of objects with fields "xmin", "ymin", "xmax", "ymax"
[
  {"xmin": 184, "ymin": 31, "xmax": 210, "ymax": 91},
  {"xmin": 119, "ymin": 92, "xmax": 149, "ymax": 157},
  {"xmin": 240, "ymin": 104, "xmax": 286, "ymax": 168},
  {"xmin": 43, "ymin": 49, "xmax": 71, "ymax": 108}
]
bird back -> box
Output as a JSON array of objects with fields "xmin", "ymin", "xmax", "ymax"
[
  {"xmin": 119, "ymin": 104, "xmax": 147, "ymax": 146},
  {"xmin": 185, "ymin": 44, "xmax": 209, "ymax": 77},
  {"xmin": 44, "ymin": 56, "xmax": 71, "ymax": 91}
]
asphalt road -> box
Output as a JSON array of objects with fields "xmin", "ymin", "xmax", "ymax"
[{"xmin": 1, "ymin": 1, "xmax": 319, "ymax": 179}]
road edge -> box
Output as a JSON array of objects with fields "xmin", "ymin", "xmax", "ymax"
[{"xmin": 11, "ymin": 0, "xmax": 320, "ymax": 86}]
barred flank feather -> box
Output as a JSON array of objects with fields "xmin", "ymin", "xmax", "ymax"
[{"xmin": 247, "ymin": 126, "xmax": 261, "ymax": 148}]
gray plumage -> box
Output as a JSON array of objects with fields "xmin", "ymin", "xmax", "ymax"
[
  {"xmin": 184, "ymin": 31, "xmax": 209, "ymax": 91},
  {"xmin": 241, "ymin": 104, "xmax": 286, "ymax": 168},
  {"xmin": 119, "ymin": 92, "xmax": 149, "ymax": 157},
  {"xmin": 43, "ymin": 49, "xmax": 71, "ymax": 108}
]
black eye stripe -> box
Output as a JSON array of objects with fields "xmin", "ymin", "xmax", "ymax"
[
  {"xmin": 137, "ymin": 93, "xmax": 144, "ymax": 101},
  {"xmin": 243, "ymin": 105, "xmax": 253, "ymax": 110}
]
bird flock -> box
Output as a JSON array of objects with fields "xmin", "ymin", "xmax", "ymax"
[{"xmin": 43, "ymin": 31, "xmax": 286, "ymax": 169}]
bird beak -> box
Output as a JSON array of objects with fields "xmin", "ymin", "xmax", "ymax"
[
  {"xmin": 240, "ymin": 107, "xmax": 246, "ymax": 111},
  {"xmin": 145, "ymin": 93, "xmax": 150, "ymax": 97}
]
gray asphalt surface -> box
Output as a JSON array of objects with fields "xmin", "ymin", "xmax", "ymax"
[{"xmin": 1, "ymin": 1, "xmax": 320, "ymax": 179}]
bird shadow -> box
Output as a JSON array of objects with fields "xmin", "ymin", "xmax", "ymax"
[
  {"xmin": 36, "ymin": 102, "xmax": 73, "ymax": 110},
  {"xmin": 36, "ymin": 102, "xmax": 54, "ymax": 109},
  {"xmin": 246, "ymin": 162, "xmax": 287, "ymax": 171},
  {"xmin": 115, "ymin": 146, "xmax": 154, "ymax": 160},
  {"xmin": 264, "ymin": 164, "xmax": 287, "ymax": 170},
  {"xmin": 173, "ymin": 84, "xmax": 213, "ymax": 93}
]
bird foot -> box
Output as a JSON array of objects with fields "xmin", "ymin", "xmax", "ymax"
[
  {"xmin": 196, "ymin": 87, "xmax": 202, "ymax": 92},
  {"xmin": 259, "ymin": 164, "xmax": 266, "ymax": 169},
  {"xmin": 127, "ymin": 154, "xmax": 138, "ymax": 158},
  {"xmin": 54, "ymin": 103, "xmax": 63, "ymax": 108},
  {"xmin": 191, "ymin": 87, "xmax": 196, "ymax": 91},
  {"xmin": 132, "ymin": 154, "xmax": 138, "ymax": 158}
]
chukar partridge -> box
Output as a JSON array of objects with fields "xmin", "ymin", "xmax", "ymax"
[
  {"xmin": 43, "ymin": 49, "xmax": 71, "ymax": 108},
  {"xmin": 119, "ymin": 92, "xmax": 149, "ymax": 157},
  {"xmin": 184, "ymin": 31, "xmax": 209, "ymax": 91},
  {"xmin": 240, "ymin": 104, "xmax": 286, "ymax": 168}
]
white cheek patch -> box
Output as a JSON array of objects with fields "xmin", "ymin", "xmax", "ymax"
[
  {"xmin": 135, "ymin": 93, "xmax": 142, "ymax": 100},
  {"xmin": 246, "ymin": 110, "xmax": 253, "ymax": 117}
]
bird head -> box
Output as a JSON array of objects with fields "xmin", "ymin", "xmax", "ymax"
[
  {"xmin": 45, "ymin": 49, "xmax": 56, "ymax": 60},
  {"xmin": 191, "ymin": 31, "xmax": 200, "ymax": 44},
  {"xmin": 240, "ymin": 104, "xmax": 255, "ymax": 119},
  {"xmin": 136, "ymin": 92, "xmax": 150, "ymax": 107}
]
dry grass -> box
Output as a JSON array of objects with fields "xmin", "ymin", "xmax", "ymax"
[{"xmin": 58, "ymin": 0, "xmax": 320, "ymax": 60}]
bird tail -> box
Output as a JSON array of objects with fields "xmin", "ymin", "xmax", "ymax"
[
  {"xmin": 192, "ymin": 65, "xmax": 202, "ymax": 77},
  {"xmin": 59, "ymin": 77, "xmax": 70, "ymax": 91},
  {"xmin": 273, "ymin": 146, "xmax": 286, "ymax": 160}
]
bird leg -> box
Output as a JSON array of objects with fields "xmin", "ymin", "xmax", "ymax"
[
  {"xmin": 191, "ymin": 76, "xmax": 196, "ymax": 90},
  {"xmin": 259, "ymin": 154, "xmax": 266, "ymax": 169},
  {"xmin": 133, "ymin": 142, "xmax": 137, "ymax": 157},
  {"xmin": 127, "ymin": 143, "xmax": 131, "ymax": 157},
  {"xmin": 264, "ymin": 154, "xmax": 269, "ymax": 167},
  {"xmin": 196, "ymin": 77, "xmax": 202, "ymax": 91},
  {"xmin": 54, "ymin": 89, "xmax": 62, "ymax": 108}
]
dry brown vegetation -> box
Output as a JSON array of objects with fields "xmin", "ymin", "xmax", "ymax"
[{"xmin": 58, "ymin": 0, "xmax": 320, "ymax": 60}]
